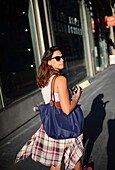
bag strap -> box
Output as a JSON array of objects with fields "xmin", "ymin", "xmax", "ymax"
[
  {"xmin": 50, "ymin": 75, "xmax": 61, "ymax": 109},
  {"xmin": 50, "ymin": 75, "xmax": 57, "ymax": 106}
]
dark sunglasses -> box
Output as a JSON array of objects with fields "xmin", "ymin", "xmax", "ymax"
[{"xmin": 51, "ymin": 56, "xmax": 65, "ymax": 61}]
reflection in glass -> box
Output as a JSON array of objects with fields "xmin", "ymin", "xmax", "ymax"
[
  {"xmin": 50, "ymin": 0, "xmax": 87, "ymax": 87},
  {"xmin": 0, "ymin": 0, "xmax": 37, "ymax": 105}
]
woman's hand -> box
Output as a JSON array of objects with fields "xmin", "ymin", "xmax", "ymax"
[{"xmin": 75, "ymin": 85, "xmax": 83, "ymax": 100}]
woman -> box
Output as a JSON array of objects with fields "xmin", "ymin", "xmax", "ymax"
[{"xmin": 15, "ymin": 46, "xmax": 84, "ymax": 170}]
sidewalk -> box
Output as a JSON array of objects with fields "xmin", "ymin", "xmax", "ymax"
[
  {"xmin": 80, "ymin": 65, "xmax": 115, "ymax": 170},
  {"xmin": 0, "ymin": 65, "xmax": 115, "ymax": 170}
]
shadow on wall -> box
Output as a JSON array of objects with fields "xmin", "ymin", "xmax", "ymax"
[
  {"xmin": 107, "ymin": 119, "xmax": 115, "ymax": 170},
  {"xmin": 83, "ymin": 94, "xmax": 109, "ymax": 166}
]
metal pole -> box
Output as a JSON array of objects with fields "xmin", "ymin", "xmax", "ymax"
[{"xmin": 79, "ymin": 0, "xmax": 94, "ymax": 77}]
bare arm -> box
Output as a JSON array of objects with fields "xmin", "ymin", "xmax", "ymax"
[{"xmin": 54, "ymin": 76, "xmax": 82, "ymax": 115}]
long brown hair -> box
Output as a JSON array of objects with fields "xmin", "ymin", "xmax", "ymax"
[{"xmin": 37, "ymin": 46, "xmax": 62, "ymax": 88}]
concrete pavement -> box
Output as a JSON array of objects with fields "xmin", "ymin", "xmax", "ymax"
[
  {"xmin": 80, "ymin": 65, "xmax": 115, "ymax": 170},
  {"xmin": 0, "ymin": 65, "xmax": 115, "ymax": 170}
]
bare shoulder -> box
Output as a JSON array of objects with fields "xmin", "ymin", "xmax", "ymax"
[
  {"xmin": 55, "ymin": 76, "xmax": 67, "ymax": 92},
  {"xmin": 56, "ymin": 75, "xmax": 67, "ymax": 84}
]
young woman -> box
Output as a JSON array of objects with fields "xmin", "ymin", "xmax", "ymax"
[{"xmin": 15, "ymin": 46, "xmax": 84, "ymax": 170}]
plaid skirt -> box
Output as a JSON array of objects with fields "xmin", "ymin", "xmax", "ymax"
[{"xmin": 15, "ymin": 124, "xmax": 84, "ymax": 170}]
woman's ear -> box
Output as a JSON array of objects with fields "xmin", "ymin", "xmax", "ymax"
[{"xmin": 48, "ymin": 60, "xmax": 52, "ymax": 66}]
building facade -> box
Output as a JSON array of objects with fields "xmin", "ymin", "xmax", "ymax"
[{"xmin": 0, "ymin": 0, "xmax": 114, "ymax": 140}]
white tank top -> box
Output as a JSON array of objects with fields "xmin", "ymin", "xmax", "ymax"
[{"xmin": 41, "ymin": 75, "xmax": 60, "ymax": 104}]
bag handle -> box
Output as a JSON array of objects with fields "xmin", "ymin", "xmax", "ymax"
[
  {"xmin": 50, "ymin": 76, "xmax": 57, "ymax": 106},
  {"xmin": 50, "ymin": 75, "xmax": 62, "ymax": 109}
]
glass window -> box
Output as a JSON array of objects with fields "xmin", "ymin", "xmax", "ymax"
[
  {"xmin": 0, "ymin": 0, "xmax": 37, "ymax": 105},
  {"xmin": 50, "ymin": 0, "xmax": 87, "ymax": 87}
]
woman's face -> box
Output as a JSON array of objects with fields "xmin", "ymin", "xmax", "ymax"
[{"xmin": 48, "ymin": 50, "xmax": 64, "ymax": 70}]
